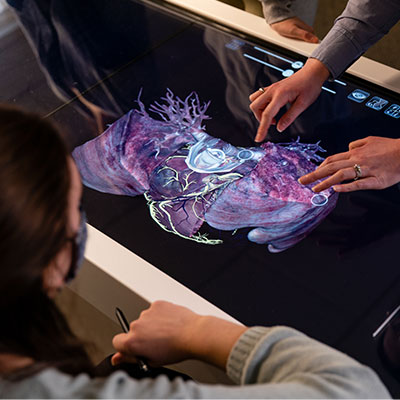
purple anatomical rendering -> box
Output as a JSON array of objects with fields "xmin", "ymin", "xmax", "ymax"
[{"xmin": 72, "ymin": 90, "xmax": 338, "ymax": 252}]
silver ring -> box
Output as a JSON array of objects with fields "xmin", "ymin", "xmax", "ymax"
[
  {"xmin": 258, "ymin": 87, "xmax": 265, "ymax": 93},
  {"xmin": 311, "ymin": 193, "xmax": 328, "ymax": 207},
  {"xmin": 353, "ymin": 164, "xmax": 362, "ymax": 180}
]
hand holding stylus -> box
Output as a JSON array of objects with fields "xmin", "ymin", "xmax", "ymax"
[
  {"xmin": 249, "ymin": 58, "xmax": 329, "ymax": 142},
  {"xmin": 115, "ymin": 307, "xmax": 149, "ymax": 371},
  {"xmin": 112, "ymin": 301, "xmax": 247, "ymax": 369}
]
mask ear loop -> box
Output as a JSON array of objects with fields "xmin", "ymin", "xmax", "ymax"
[
  {"xmin": 65, "ymin": 204, "xmax": 86, "ymax": 282},
  {"xmin": 65, "ymin": 234, "xmax": 78, "ymax": 282}
]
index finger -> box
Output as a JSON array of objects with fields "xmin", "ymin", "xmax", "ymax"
[
  {"xmin": 299, "ymin": 160, "xmax": 350, "ymax": 185},
  {"xmin": 318, "ymin": 150, "xmax": 351, "ymax": 168},
  {"xmin": 112, "ymin": 332, "xmax": 129, "ymax": 353},
  {"xmin": 298, "ymin": 169, "xmax": 322, "ymax": 186}
]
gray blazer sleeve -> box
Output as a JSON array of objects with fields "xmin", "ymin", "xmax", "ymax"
[
  {"xmin": 311, "ymin": 0, "xmax": 400, "ymax": 78},
  {"xmin": 258, "ymin": 0, "xmax": 296, "ymax": 24},
  {"xmin": 1, "ymin": 326, "xmax": 390, "ymax": 398}
]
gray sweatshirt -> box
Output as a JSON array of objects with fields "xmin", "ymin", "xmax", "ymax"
[{"xmin": 0, "ymin": 326, "xmax": 391, "ymax": 398}]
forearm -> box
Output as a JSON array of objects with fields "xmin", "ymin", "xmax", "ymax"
[
  {"xmin": 301, "ymin": 58, "xmax": 330, "ymax": 87},
  {"xmin": 185, "ymin": 316, "xmax": 389, "ymax": 398},
  {"xmin": 112, "ymin": 301, "xmax": 247, "ymax": 369},
  {"xmin": 311, "ymin": 0, "xmax": 400, "ymax": 78},
  {"xmin": 184, "ymin": 315, "xmax": 247, "ymax": 369},
  {"xmin": 112, "ymin": 301, "xmax": 390, "ymax": 398},
  {"xmin": 32, "ymin": 324, "xmax": 391, "ymax": 399},
  {"xmin": 226, "ymin": 325, "xmax": 390, "ymax": 398}
]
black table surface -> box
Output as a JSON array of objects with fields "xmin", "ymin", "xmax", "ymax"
[{"xmin": 2, "ymin": 0, "xmax": 400, "ymax": 395}]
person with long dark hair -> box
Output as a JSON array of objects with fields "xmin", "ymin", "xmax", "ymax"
[{"xmin": 0, "ymin": 105, "xmax": 390, "ymax": 397}]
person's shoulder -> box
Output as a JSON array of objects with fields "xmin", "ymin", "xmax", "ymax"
[
  {"xmin": 0, "ymin": 367, "xmax": 196, "ymax": 399},
  {"xmin": 0, "ymin": 368, "xmax": 95, "ymax": 398}
]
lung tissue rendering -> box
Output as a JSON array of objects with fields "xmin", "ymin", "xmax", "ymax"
[{"xmin": 72, "ymin": 90, "xmax": 338, "ymax": 252}]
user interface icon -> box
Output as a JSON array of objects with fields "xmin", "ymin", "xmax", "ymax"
[
  {"xmin": 348, "ymin": 89, "xmax": 370, "ymax": 103},
  {"xmin": 366, "ymin": 96, "xmax": 388, "ymax": 111},
  {"xmin": 282, "ymin": 69, "xmax": 294, "ymax": 77},
  {"xmin": 225, "ymin": 39, "xmax": 245, "ymax": 51},
  {"xmin": 291, "ymin": 61, "xmax": 304, "ymax": 69},
  {"xmin": 384, "ymin": 104, "xmax": 400, "ymax": 119}
]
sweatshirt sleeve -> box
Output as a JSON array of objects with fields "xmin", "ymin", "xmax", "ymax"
[
  {"xmin": 311, "ymin": 0, "xmax": 400, "ymax": 79},
  {"xmin": 258, "ymin": 0, "xmax": 295, "ymax": 24},
  {"xmin": 226, "ymin": 326, "xmax": 391, "ymax": 398},
  {"xmin": 3, "ymin": 326, "xmax": 390, "ymax": 399}
]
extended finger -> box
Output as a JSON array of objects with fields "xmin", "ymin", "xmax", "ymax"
[
  {"xmin": 333, "ymin": 176, "xmax": 379, "ymax": 192},
  {"xmin": 255, "ymin": 99, "xmax": 283, "ymax": 142},
  {"xmin": 299, "ymin": 160, "xmax": 351, "ymax": 185},
  {"xmin": 311, "ymin": 167, "xmax": 362, "ymax": 192},
  {"xmin": 318, "ymin": 151, "xmax": 351, "ymax": 168}
]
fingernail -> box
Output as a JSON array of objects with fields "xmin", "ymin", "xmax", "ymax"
[
  {"xmin": 306, "ymin": 33, "xmax": 318, "ymax": 43},
  {"xmin": 311, "ymin": 186, "xmax": 318, "ymax": 192},
  {"xmin": 277, "ymin": 124, "xmax": 286, "ymax": 133}
]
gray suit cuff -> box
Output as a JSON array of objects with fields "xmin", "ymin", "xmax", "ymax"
[
  {"xmin": 259, "ymin": 0, "xmax": 296, "ymax": 24},
  {"xmin": 310, "ymin": 26, "xmax": 362, "ymax": 79}
]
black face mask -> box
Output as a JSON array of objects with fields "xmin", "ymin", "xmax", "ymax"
[{"xmin": 65, "ymin": 209, "xmax": 87, "ymax": 282}]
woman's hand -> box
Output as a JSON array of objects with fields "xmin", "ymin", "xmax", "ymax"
[
  {"xmin": 299, "ymin": 136, "xmax": 400, "ymax": 193},
  {"xmin": 112, "ymin": 301, "xmax": 247, "ymax": 369},
  {"xmin": 270, "ymin": 17, "xmax": 319, "ymax": 43},
  {"xmin": 112, "ymin": 301, "xmax": 199, "ymax": 367},
  {"xmin": 249, "ymin": 58, "xmax": 330, "ymax": 142}
]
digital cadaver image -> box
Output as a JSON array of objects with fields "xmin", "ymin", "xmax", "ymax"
[{"xmin": 72, "ymin": 90, "xmax": 338, "ymax": 252}]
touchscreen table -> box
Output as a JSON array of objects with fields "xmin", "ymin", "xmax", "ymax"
[{"xmin": 3, "ymin": 0, "xmax": 400, "ymax": 395}]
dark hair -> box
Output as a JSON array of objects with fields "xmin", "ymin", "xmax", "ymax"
[{"xmin": 0, "ymin": 104, "xmax": 94, "ymax": 378}]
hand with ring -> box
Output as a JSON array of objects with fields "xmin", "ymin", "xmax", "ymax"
[{"xmin": 299, "ymin": 136, "xmax": 400, "ymax": 193}]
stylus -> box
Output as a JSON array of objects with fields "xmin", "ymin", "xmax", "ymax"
[
  {"xmin": 115, "ymin": 307, "xmax": 149, "ymax": 372},
  {"xmin": 372, "ymin": 304, "xmax": 400, "ymax": 338}
]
